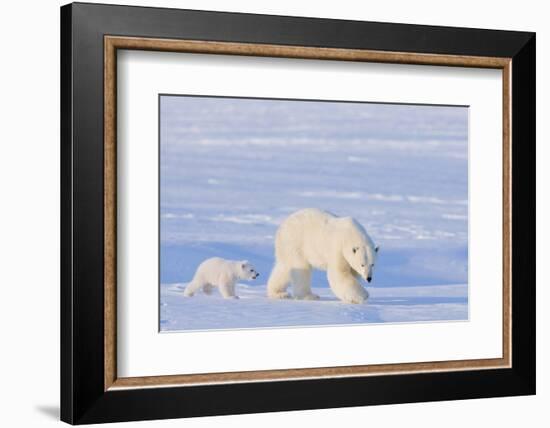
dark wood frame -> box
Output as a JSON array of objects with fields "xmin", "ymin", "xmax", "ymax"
[
  {"xmin": 105, "ymin": 36, "xmax": 513, "ymax": 389},
  {"xmin": 61, "ymin": 2, "xmax": 536, "ymax": 424}
]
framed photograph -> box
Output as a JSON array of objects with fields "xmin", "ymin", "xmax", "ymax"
[{"xmin": 60, "ymin": 2, "xmax": 535, "ymax": 424}]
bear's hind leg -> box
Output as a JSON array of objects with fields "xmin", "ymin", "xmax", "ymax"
[
  {"xmin": 267, "ymin": 263, "xmax": 291, "ymax": 299},
  {"xmin": 290, "ymin": 266, "xmax": 319, "ymax": 300}
]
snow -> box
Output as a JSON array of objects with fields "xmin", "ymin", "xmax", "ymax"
[
  {"xmin": 159, "ymin": 96, "xmax": 469, "ymax": 331},
  {"xmin": 160, "ymin": 283, "xmax": 468, "ymax": 331}
]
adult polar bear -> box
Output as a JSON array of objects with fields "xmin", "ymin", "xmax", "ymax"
[{"xmin": 267, "ymin": 209, "xmax": 379, "ymax": 304}]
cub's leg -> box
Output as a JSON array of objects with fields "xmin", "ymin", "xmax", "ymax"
[
  {"xmin": 267, "ymin": 262, "xmax": 292, "ymax": 299},
  {"xmin": 290, "ymin": 266, "xmax": 319, "ymax": 300},
  {"xmin": 183, "ymin": 279, "xmax": 203, "ymax": 297},
  {"xmin": 327, "ymin": 268, "xmax": 369, "ymax": 304},
  {"xmin": 219, "ymin": 281, "xmax": 239, "ymax": 299},
  {"xmin": 202, "ymin": 283, "xmax": 214, "ymax": 295}
]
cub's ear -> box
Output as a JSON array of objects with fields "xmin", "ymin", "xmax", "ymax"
[
  {"xmin": 375, "ymin": 245, "xmax": 380, "ymax": 253},
  {"xmin": 241, "ymin": 260, "xmax": 249, "ymax": 268}
]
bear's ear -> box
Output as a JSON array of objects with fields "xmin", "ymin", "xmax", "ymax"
[
  {"xmin": 241, "ymin": 260, "xmax": 249, "ymax": 268},
  {"xmin": 375, "ymin": 245, "xmax": 380, "ymax": 253}
]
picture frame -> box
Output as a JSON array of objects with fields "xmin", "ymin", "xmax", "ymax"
[{"xmin": 60, "ymin": 2, "xmax": 535, "ymax": 424}]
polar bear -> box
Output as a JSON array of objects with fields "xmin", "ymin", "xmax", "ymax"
[
  {"xmin": 183, "ymin": 257, "xmax": 259, "ymax": 299},
  {"xmin": 267, "ymin": 209, "xmax": 379, "ymax": 304}
]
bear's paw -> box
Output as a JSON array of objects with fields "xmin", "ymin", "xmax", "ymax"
[
  {"xmin": 268, "ymin": 291, "xmax": 292, "ymax": 299},
  {"xmin": 299, "ymin": 293, "xmax": 320, "ymax": 301},
  {"xmin": 341, "ymin": 291, "xmax": 368, "ymax": 304}
]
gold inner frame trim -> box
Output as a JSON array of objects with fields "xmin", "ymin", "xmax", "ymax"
[{"xmin": 104, "ymin": 35, "xmax": 512, "ymax": 391}]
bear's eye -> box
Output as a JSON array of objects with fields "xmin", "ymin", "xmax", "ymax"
[{"xmin": 352, "ymin": 247, "xmax": 358, "ymax": 254}]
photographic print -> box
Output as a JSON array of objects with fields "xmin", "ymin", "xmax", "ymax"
[{"xmin": 159, "ymin": 95, "xmax": 468, "ymax": 332}]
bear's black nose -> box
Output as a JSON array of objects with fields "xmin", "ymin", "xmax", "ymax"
[{"xmin": 367, "ymin": 276, "xmax": 372, "ymax": 283}]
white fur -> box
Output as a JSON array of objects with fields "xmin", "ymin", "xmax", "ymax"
[
  {"xmin": 184, "ymin": 258, "xmax": 259, "ymax": 299},
  {"xmin": 267, "ymin": 208, "xmax": 379, "ymax": 304}
]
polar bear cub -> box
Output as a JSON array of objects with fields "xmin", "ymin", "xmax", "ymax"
[
  {"xmin": 183, "ymin": 257, "xmax": 259, "ymax": 299},
  {"xmin": 267, "ymin": 208, "xmax": 379, "ymax": 304}
]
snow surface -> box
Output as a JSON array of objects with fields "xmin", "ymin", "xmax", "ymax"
[
  {"xmin": 159, "ymin": 96, "xmax": 469, "ymax": 331},
  {"xmin": 160, "ymin": 283, "xmax": 468, "ymax": 331}
]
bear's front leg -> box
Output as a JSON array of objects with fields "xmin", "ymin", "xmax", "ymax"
[
  {"xmin": 327, "ymin": 268, "xmax": 369, "ymax": 304},
  {"xmin": 219, "ymin": 281, "xmax": 239, "ymax": 299}
]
